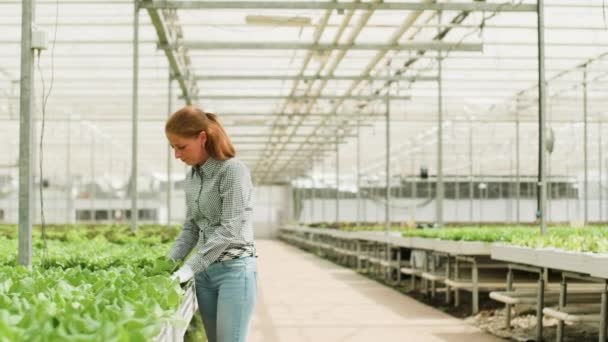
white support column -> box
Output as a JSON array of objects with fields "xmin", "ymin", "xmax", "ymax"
[
  {"xmin": 167, "ymin": 74, "xmax": 173, "ymax": 227},
  {"xmin": 436, "ymin": 15, "xmax": 444, "ymax": 227},
  {"xmin": 385, "ymin": 62, "xmax": 391, "ymax": 233},
  {"xmin": 583, "ymin": 66, "xmax": 589, "ymax": 226},
  {"xmin": 131, "ymin": 2, "xmax": 140, "ymax": 232},
  {"xmin": 336, "ymin": 138, "xmax": 339, "ymax": 223},
  {"xmin": 600, "ymin": 121, "xmax": 603, "ymax": 222},
  {"xmin": 65, "ymin": 116, "xmax": 72, "ymax": 223},
  {"xmin": 18, "ymin": 0, "xmax": 35, "ymax": 266},
  {"xmin": 356, "ymin": 118, "xmax": 361, "ymax": 227},
  {"xmin": 537, "ymin": 0, "xmax": 548, "ymax": 234}
]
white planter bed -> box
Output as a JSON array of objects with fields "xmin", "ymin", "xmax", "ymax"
[
  {"xmin": 432, "ymin": 239, "xmax": 460, "ymax": 254},
  {"xmin": 491, "ymin": 244, "xmax": 538, "ymax": 266},
  {"xmin": 535, "ymin": 248, "xmax": 595, "ymax": 275},
  {"xmin": 157, "ymin": 282, "xmax": 198, "ymax": 342},
  {"xmin": 410, "ymin": 237, "xmax": 438, "ymax": 251},
  {"xmin": 458, "ymin": 241, "xmax": 492, "ymax": 255},
  {"xmin": 433, "ymin": 240, "xmax": 492, "ymax": 255},
  {"xmin": 353, "ymin": 231, "xmax": 400, "ymax": 244},
  {"xmin": 388, "ymin": 236, "xmax": 412, "ymax": 248},
  {"xmin": 588, "ymin": 253, "xmax": 608, "ymax": 279}
]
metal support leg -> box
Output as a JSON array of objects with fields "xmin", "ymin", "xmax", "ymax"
[
  {"xmin": 600, "ymin": 281, "xmax": 607, "ymax": 342},
  {"xmin": 386, "ymin": 245, "xmax": 391, "ymax": 282},
  {"xmin": 536, "ymin": 270, "xmax": 545, "ymax": 342},
  {"xmin": 431, "ymin": 253, "xmax": 437, "ymax": 299},
  {"xmin": 349, "ymin": 241, "xmax": 354, "ymax": 267},
  {"xmin": 318, "ymin": 234, "xmax": 322, "ymax": 256},
  {"xmin": 506, "ymin": 267, "xmax": 514, "ymax": 330},
  {"xmin": 397, "ymin": 248, "xmax": 402, "ymax": 283},
  {"xmin": 455, "ymin": 258, "xmax": 461, "ymax": 306},
  {"xmin": 424, "ymin": 252, "xmax": 430, "ymax": 296},
  {"xmin": 410, "ymin": 252, "xmax": 417, "ymax": 291},
  {"xmin": 356, "ymin": 241, "xmax": 361, "ymax": 270},
  {"xmin": 472, "ymin": 258, "xmax": 479, "ymax": 314},
  {"xmin": 446, "ymin": 256, "xmax": 451, "ymax": 305},
  {"xmin": 557, "ymin": 273, "xmax": 567, "ymax": 342}
]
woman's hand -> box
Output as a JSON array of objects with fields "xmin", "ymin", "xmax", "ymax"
[{"xmin": 171, "ymin": 265, "xmax": 194, "ymax": 283}]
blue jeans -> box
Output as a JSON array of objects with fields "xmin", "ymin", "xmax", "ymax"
[{"xmin": 194, "ymin": 257, "xmax": 257, "ymax": 342}]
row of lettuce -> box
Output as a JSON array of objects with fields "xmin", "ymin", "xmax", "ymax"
[
  {"xmin": 0, "ymin": 224, "xmax": 187, "ymax": 341},
  {"xmin": 306, "ymin": 224, "xmax": 608, "ymax": 253}
]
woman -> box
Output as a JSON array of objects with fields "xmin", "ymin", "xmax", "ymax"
[{"xmin": 166, "ymin": 106, "xmax": 257, "ymax": 342}]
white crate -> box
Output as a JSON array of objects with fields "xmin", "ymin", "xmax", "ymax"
[{"xmin": 157, "ymin": 282, "xmax": 198, "ymax": 342}]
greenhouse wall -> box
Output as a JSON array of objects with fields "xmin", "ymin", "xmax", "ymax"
[{"xmin": 299, "ymin": 198, "xmax": 605, "ymax": 224}]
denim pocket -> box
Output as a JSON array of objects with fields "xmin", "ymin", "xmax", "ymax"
[{"xmin": 220, "ymin": 258, "xmax": 247, "ymax": 271}]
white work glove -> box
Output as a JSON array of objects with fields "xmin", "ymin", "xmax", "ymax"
[{"xmin": 171, "ymin": 265, "xmax": 194, "ymax": 284}]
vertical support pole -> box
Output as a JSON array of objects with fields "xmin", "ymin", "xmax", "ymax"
[
  {"xmin": 356, "ymin": 240, "xmax": 361, "ymax": 270},
  {"xmin": 516, "ymin": 106, "xmax": 521, "ymax": 224},
  {"xmin": 385, "ymin": 67, "xmax": 391, "ymax": 227},
  {"xmin": 91, "ymin": 134, "xmax": 95, "ymax": 222},
  {"xmin": 109, "ymin": 141, "xmax": 114, "ymax": 223},
  {"xmin": 385, "ymin": 62, "xmax": 392, "ymax": 281},
  {"xmin": 537, "ymin": 0, "xmax": 548, "ymax": 234},
  {"xmin": 311, "ymin": 157, "xmax": 315, "ymax": 224},
  {"xmin": 567, "ymin": 162, "xmax": 571, "ymax": 222},
  {"xmin": 336, "ymin": 138, "xmax": 339, "ymax": 223},
  {"xmin": 167, "ymin": 75, "xmax": 173, "ymax": 227},
  {"xmin": 321, "ymin": 159, "xmax": 326, "ymax": 223},
  {"xmin": 430, "ymin": 253, "xmax": 436, "ymax": 299},
  {"xmin": 472, "ymin": 258, "xmax": 479, "ymax": 314},
  {"xmin": 455, "ymin": 174, "xmax": 460, "ymax": 222},
  {"xmin": 410, "ymin": 253, "xmax": 417, "ymax": 291},
  {"xmin": 583, "ymin": 66, "xmax": 589, "ymax": 225},
  {"xmin": 436, "ymin": 13, "xmax": 444, "ymax": 227},
  {"xmin": 506, "ymin": 266, "xmax": 514, "ymax": 329},
  {"xmin": 445, "ymin": 256, "xmax": 451, "ymax": 305},
  {"xmin": 423, "ymin": 251, "xmax": 429, "ymax": 296},
  {"xmin": 66, "ymin": 116, "xmax": 71, "ymax": 223},
  {"xmin": 454, "ymin": 257, "xmax": 460, "ymax": 306},
  {"xmin": 556, "ymin": 273, "xmax": 567, "ymax": 342},
  {"xmin": 536, "ymin": 269, "xmax": 545, "ymax": 342},
  {"xmin": 356, "ymin": 118, "xmax": 361, "ymax": 227},
  {"xmin": 131, "ymin": 1, "xmax": 140, "ymax": 232},
  {"xmin": 385, "ymin": 245, "xmax": 391, "ymax": 282},
  {"xmin": 508, "ymin": 146, "xmax": 513, "ymax": 222},
  {"xmin": 600, "ymin": 280, "xmax": 607, "ymax": 342},
  {"xmin": 469, "ymin": 119, "xmax": 474, "ymax": 222},
  {"xmin": 599, "ymin": 121, "xmax": 603, "ymax": 222},
  {"xmin": 397, "ymin": 248, "xmax": 402, "ymax": 283},
  {"xmin": 18, "ymin": 0, "xmax": 35, "ymax": 266}
]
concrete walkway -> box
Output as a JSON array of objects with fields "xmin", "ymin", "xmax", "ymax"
[{"xmin": 249, "ymin": 240, "xmax": 502, "ymax": 342}]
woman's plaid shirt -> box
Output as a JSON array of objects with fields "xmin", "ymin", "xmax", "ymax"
[{"xmin": 169, "ymin": 157, "xmax": 255, "ymax": 274}]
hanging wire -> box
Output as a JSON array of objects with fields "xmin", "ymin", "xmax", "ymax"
[{"xmin": 35, "ymin": 0, "xmax": 60, "ymax": 265}]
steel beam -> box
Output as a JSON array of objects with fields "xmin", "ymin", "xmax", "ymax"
[
  {"xmin": 139, "ymin": 1, "xmax": 536, "ymax": 12},
  {"xmin": 144, "ymin": 7, "xmax": 198, "ymax": 103},
  {"xmin": 161, "ymin": 41, "xmax": 483, "ymax": 52},
  {"xmin": 184, "ymin": 95, "xmax": 411, "ymax": 101},
  {"xmin": 188, "ymin": 75, "xmax": 438, "ymax": 82}
]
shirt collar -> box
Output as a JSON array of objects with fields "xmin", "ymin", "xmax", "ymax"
[{"xmin": 193, "ymin": 157, "xmax": 220, "ymax": 177}]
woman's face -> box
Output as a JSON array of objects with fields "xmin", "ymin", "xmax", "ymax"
[{"xmin": 166, "ymin": 131, "xmax": 208, "ymax": 166}]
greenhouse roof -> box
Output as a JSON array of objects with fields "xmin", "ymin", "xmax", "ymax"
[{"xmin": 1, "ymin": 0, "xmax": 607, "ymax": 187}]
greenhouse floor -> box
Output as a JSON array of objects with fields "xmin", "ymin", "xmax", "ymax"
[{"xmin": 248, "ymin": 240, "xmax": 502, "ymax": 342}]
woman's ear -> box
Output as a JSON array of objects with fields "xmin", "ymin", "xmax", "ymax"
[{"xmin": 199, "ymin": 130, "xmax": 207, "ymax": 146}]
